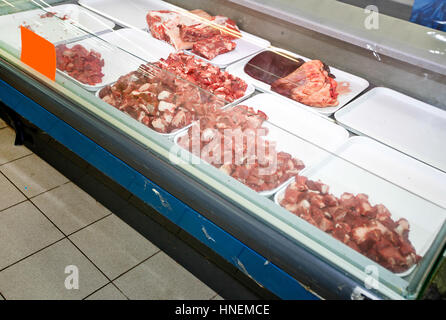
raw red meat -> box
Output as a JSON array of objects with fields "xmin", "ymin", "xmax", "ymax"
[
  {"xmin": 146, "ymin": 10, "xmax": 195, "ymax": 50},
  {"xmin": 146, "ymin": 9, "xmax": 241, "ymax": 58},
  {"xmin": 56, "ymin": 44, "xmax": 104, "ymax": 85},
  {"xmin": 99, "ymin": 64, "xmax": 223, "ymax": 134},
  {"xmin": 192, "ymin": 35, "xmax": 236, "ymax": 60},
  {"xmin": 271, "ymin": 60, "xmax": 339, "ymax": 108},
  {"xmin": 40, "ymin": 12, "xmax": 57, "ymax": 18},
  {"xmin": 178, "ymin": 106, "xmax": 305, "ymax": 192},
  {"xmin": 155, "ymin": 52, "xmax": 247, "ymax": 102},
  {"xmin": 280, "ymin": 176, "xmax": 421, "ymax": 273}
]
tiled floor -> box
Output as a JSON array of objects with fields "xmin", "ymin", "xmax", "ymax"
[{"xmin": 0, "ymin": 124, "xmax": 223, "ymax": 300}]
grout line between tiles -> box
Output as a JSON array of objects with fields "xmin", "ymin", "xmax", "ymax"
[
  {"xmin": 81, "ymin": 281, "xmax": 111, "ymax": 300},
  {"xmin": 64, "ymin": 237, "xmax": 115, "ymax": 285},
  {"xmin": 28, "ymin": 180, "xmax": 72, "ymax": 201},
  {"xmin": 0, "ymin": 291, "xmax": 6, "ymax": 300},
  {"xmin": 65, "ymin": 212, "xmax": 113, "ymax": 237},
  {"xmin": 0, "ymin": 153, "xmax": 34, "ymax": 170},
  {"xmin": 0, "ymin": 199, "xmax": 113, "ymax": 298},
  {"xmin": 210, "ymin": 293, "xmax": 218, "ymax": 300},
  {"xmin": 81, "ymin": 281, "xmax": 131, "ymax": 300},
  {"xmin": 110, "ymin": 250, "xmax": 162, "ymax": 284},
  {"xmin": 0, "ymin": 237, "xmax": 66, "ymax": 273},
  {"xmin": 0, "ymin": 152, "xmax": 34, "ymax": 168},
  {"xmin": 27, "ymin": 201, "xmax": 117, "ymax": 294},
  {"xmin": 0, "ymin": 158, "xmax": 71, "ymax": 203},
  {"xmin": 0, "ymin": 198, "xmax": 29, "ymax": 215},
  {"xmin": 28, "ymin": 198, "xmax": 69, "ymax": 238},
  {"xmin": 0, "ymin": 149, "xmax": 155, "ymax": 299},
  {"xmin": 110, "ymin": 281, "xmax": 131, "ymax": 300}
]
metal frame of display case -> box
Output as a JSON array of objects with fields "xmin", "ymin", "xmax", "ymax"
[{"xmin": 1, "ymin": 0, "xmax": 445, "ymax": 300}]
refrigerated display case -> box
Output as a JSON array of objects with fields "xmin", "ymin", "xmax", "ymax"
[{"xmin": 0, "ymin": 0, "xmax": 445, "ymax": 300}]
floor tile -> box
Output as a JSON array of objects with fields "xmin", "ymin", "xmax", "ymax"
[
  {"xmin": 69, "ymin": 214, "xmax": 159, "ymax": 279},
  {"xmin": 86, "ymin": 283, "xmax": 127, "ymax": 300},
  {"xmin": 0, "ymin": 154, "xmax": 69, "ymax": 197},
  {"xmin": 0, "ymin": 118, "xmax": 6, "ymax": 129},
  {"xmin": 31, "ymin": 182, "xmax": 111, "ymax": 235},
  {"xmin": 211, "ymin": 295, "xmax": 224, "ymax": 300},
  {"xmin": 114, "ymin": 252, "xmax": 216, "ymax": 300},
  {"xmin": 0, "ymin": 172, "xmax": 26, "ymax": 212},
  {"xmin": 0, "ymin": 201, "xmax": 64, "ymax": 270},
  {"xmin": 0, "ymin": 128, "xmax": 32, "ymax": 165},
  {"xmin": 0, "ymin": 239, "xmax": 108, "ymax": 300}
]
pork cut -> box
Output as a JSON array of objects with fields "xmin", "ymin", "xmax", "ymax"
[{"xmin": 271, "ymin": 60, "xmax": 339, "ymax": 108}]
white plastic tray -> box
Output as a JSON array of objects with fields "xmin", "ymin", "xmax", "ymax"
[
  {"xmin": 79, "ymin": 0, "xmax": 270, "ymax": 68},
  {"xmin": 99, "ymin": 28, "xmax": 175, "ymax": 62},
  {"xmin": 226, "ymin": 48, "xmax": 370, "ymax": 116},
  {"xmin": 332, "ymin": 136, "xmax": 446, "ymax": 209},
  {"xmin": 334, "ymin": 87, "xmax": 446, "ymax": 173},
  {"xmin": 79, "ymin": 0, "xmax": 182, "ymax": 29},
  {"xmin": 57, "ymin": 37, "xmax": 144, "ymax": 91},
  {"xmin": 174, "ymin": 93, "xmax": 349, "ymax": 196},
  {"xmin": 238, "ymin": 93, "xmax": 349, "ymax": 153},
  {"xmin": 273, "ymin": 138, "xmax": 446, "ymax": 277},
  {"xmin": 0, "ymin": 4, "xmax": 115, "ymax": 51}
]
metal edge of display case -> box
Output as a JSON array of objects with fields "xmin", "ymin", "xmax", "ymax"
[
  {"xmin": 0, "ymin": 59, "xmax": 386, "ymax": 300},
  {"xmin": 225, "ymin": 0, "xmax": 446, "ymax": 75}
]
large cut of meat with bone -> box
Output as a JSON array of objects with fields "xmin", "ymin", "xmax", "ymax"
[
  {"xmin": 178, "ymin": 106, "xmax": 305, "ymax": 192},
  {"xmin": 271, "ymin": 60, "xmax": 339, "ymax": 108},
  {"xmin": 146, "ymin": 10, "xmax": 241, "ymax": 51},
  {"xmin": 280, "ymin": 176, "xmax": 421, "ymax": 273}
]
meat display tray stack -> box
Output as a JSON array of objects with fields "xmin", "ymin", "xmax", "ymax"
[{"xmin": 334, "ymin": 87, "xmax": 446, "ymax": 173}]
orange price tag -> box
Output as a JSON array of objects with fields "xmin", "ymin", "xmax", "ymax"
[{"xmin": 20, "ymin": 26, "xmax": 56, "ymax": 81}]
